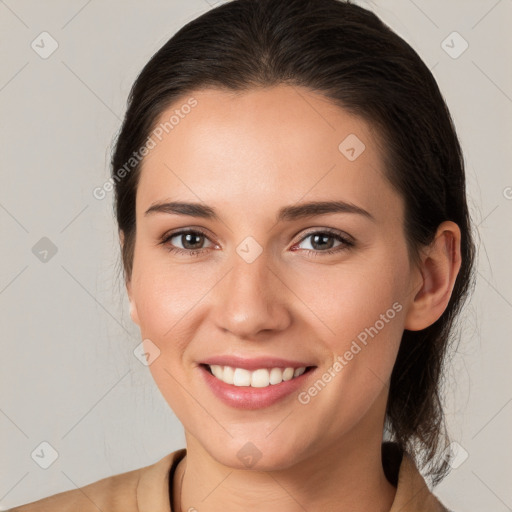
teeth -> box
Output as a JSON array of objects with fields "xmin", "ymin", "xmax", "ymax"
[
  {"xmin": 269, "ymin": 367, "xmax": 283, "ymax": 385},
  {"xmin": 210, "ymin": 364, "xmax": 223, "ymax": 380},
  {"xmin": 294, "ymin": 367, "xmax": 306, "ymax": 377},
  {"xmin": 251, "ymin": 368, "xmax": 269, "ymax": 388},
  {"xmin": 282, "ymin": 367, "xmax": 294, "ymax": 381},
  {"xmin": 208, "ymin": 365, "xmax": 307, "ymax": 387},
  {"xmin": 223, "ymin": 365, "xmax": 234, "ymax": 384},
  {"xmin": 233, "ymin": 368, "xmax": 251, "ymax": 386}
]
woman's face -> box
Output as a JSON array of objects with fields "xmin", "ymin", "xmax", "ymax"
[{"xmin": 127, "ymin": 85, "xmax": 421, "ymax": 469}]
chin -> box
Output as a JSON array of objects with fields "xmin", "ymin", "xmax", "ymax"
[{"xmin": 204, "ymin": 434, "xmax": 310, "ymax": 472}]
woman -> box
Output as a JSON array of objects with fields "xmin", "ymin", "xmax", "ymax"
[{"xmin": 10, "ymin": 0, "xmax": 475, "ymax": 510}]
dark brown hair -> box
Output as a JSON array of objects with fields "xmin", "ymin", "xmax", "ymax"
[{"xmin": 111, "ymin": 0, "xmax": 475, "ymax": 484}]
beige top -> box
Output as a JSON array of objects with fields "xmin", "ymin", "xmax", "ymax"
[{"xmin": 8, "ymin": 444, "xmax": 450, "ymax": 511}]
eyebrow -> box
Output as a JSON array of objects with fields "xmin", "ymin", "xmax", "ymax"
[{"xmin": 144, "ymin": 200, "xmax": 375, "ymax": 223}]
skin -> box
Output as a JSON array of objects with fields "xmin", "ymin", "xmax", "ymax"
[{"xmin": 125, "ymin": 85, "xmax": 461, "ymax": 512}]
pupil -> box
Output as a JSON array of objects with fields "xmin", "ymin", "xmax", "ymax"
[
  {"xmin": 184, "ymin": 233, "xmax": 202, "ymax": 250},
  {"xmin": 312, "ymin": 234, "xmax": 333, "ymax": 250}
]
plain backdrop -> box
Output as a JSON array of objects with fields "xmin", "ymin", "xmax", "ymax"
[{"xmin": 1, "ymin": 0, "xmax": 511, "ymax": 510}]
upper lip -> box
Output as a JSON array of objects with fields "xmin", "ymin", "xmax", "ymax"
[{"xmin": 200, "ymin": 355, "xmax": 316, "ymax": 371}]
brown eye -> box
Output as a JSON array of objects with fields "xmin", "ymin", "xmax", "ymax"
[
  {"xmin": 160, "ymin": 229, "xmax": 215, "ymax": 256},
  {"xmin": 305, "ymin": 233, "xmax": 337, "ymax": 251},
  {"xmin": 172, "ymin": 232, "xmax": 206, "ymax": 250},
  {"xmin": 293, "ymin": 229, "xmax": 354, "ymax": 256}
]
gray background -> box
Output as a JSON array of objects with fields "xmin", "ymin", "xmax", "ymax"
[{"xmin": 1, "ymin": 0, "xmax": 511, "ymax": 510}]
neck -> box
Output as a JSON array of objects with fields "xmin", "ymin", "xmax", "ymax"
[{"xmin": 173, "ymin": 422, "xmax": 396, "ymax": 512}]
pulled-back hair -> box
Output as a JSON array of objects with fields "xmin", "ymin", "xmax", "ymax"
[{"xmin": 111, "ymin": 0, "xmax": 475, "ymax": 484}]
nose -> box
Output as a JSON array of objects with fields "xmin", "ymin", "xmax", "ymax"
[{"xmin": 213, "ymin": 249, "xmax": 292, "ymax": 339}]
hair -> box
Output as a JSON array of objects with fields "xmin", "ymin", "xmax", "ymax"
[{"xmin": 111, "ymin": 0, "xmax": 475, "ymax": 485}]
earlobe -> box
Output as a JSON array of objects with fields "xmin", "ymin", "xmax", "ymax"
[
  {"xmin": 120, "ymin": 230, "xmax": 139, "ymax": 325},
  {"xmin": 126, "ymin": 278, "xmax": 140, "ymax": 326},
  {"xmin": 129, "ymin": 298, "xmax": 140, "ymax": 325},
  {"xmin": 404, "ymin": 221, "xmax": 462, "ymax": 331}
]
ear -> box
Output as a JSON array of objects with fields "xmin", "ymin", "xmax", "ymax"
[
  {"xmin": 120, "ymin": 230, "xmax": 140, "ymax": 326},
  {"xmin": 126, "ymin": 280, "xmax": 140, "ymax": 326},
  {"xmin": 404, "ymin": 221, "xmax": 462, "ymax": 331}
]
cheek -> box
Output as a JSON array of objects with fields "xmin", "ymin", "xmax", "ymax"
[
  {"xmin": 289, "ymin": 254, "xmax": 408, "ymax": 435},
  {"xmin": 130, "ymin": 252, "xmax": 219, "ymax": 357},
  {"xmin": 290, "ymin": 245, "xmax": 410, "ymax": 405},
  {"xmin": 294, "ymin": 248, "xmax": 408, "ymax": 341},
  {"xmin": 130, "ymin": 260, "xmax": 208, "ymax": 416}
]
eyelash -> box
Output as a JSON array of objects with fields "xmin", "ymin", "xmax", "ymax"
[{"xmin": 159, "ymin": 228, "xmax": 354, "ymax": 258}]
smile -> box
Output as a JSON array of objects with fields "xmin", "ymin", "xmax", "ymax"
[
  {"xmin": 205, "ymin": 364, "xmax": 310, "ymax": 388},
  {"xmin": 199, "ymin": 363, "xmax": 317, "ymax": 410}
]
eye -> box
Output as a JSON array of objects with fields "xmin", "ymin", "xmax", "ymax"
[
  {"xmin": 160, "ymin": 229, "xmax": 215, "ymax": 256},
  {"xmin": 292, "ymin": 229, "xmax": 354, "ymax": 256},
  {"xmin": 159, "ymin": 227, "xmax": 354, "ymax": 258}
]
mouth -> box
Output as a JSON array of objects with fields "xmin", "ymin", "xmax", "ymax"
[
  {"xmin": 200, "ymin": 363, "xmax": 316, "ymax": 388},
  {"xmin": 198, "ymin": 361, "xmax": 318, "ymax": 410}
]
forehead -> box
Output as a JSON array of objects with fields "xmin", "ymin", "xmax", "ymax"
[{"xmin": 136, "ymin": 85, "xmax": 400, "ymax": 223}]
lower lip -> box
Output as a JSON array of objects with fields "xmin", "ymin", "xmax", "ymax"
[{"xmin": 198, "ymin": 364, "xmax": 315, "ymax": 410}]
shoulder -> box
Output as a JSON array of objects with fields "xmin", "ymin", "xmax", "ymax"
[
  {"xmin": 7, "ymin": 467, "xmax": 141, "ymax": 512},
  {"xmin": 7, "ymin": 450, "xmax": 185, "ymax": 512}
]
